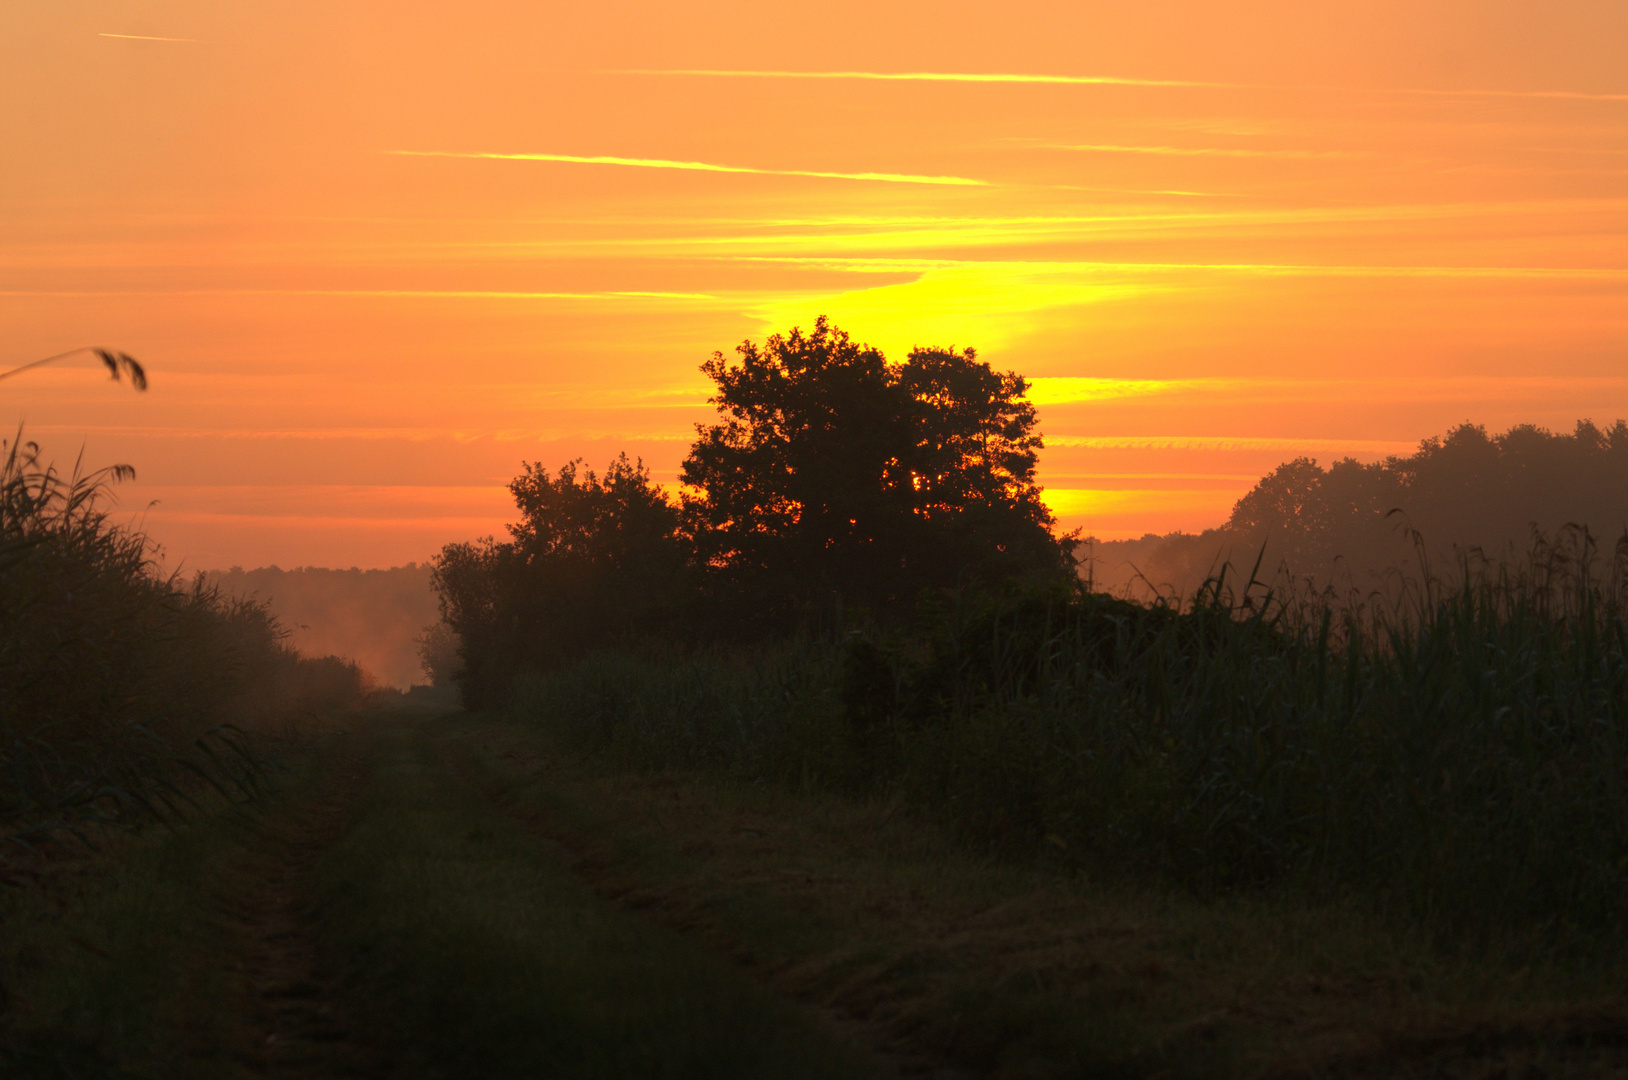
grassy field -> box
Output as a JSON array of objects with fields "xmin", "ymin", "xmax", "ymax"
[
  {"xmin": 453, "ymin": 709, "xmax": 1628, "ymax": 1079},
  {"xmin": 5, "ymin": 705, "xmax": 1628, "ymax": 1079}
]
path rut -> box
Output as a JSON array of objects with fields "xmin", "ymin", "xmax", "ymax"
[{"xmin": 214, "ymin": 742, "xmax": 383, "ymax": 1079}]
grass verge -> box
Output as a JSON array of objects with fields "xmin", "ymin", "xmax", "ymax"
[
  {"xmin": 0, "ymin": 767, "xmax": 297, "ymax": 1079},
  {"xmin": 449, "ymin": 710, "xmax": 1628, "ymax": 1080}
]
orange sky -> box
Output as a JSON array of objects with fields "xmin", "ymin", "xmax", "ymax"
[{"xmin": 3, "ymin": 1, "xmax": 1626, "ymax": 568}]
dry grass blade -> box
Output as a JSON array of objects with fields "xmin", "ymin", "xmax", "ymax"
[{"xmin": 0, "ymin": 346, "xmax": 147, "ymax": 390}]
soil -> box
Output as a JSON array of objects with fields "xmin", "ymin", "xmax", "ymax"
[{"xmin": 212, "ymin": 746, "xmax": 385, "ymax": 1079}]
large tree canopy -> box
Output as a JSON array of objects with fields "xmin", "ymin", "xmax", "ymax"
[{"xmin": 681, "ymin": 317, "xmax": 1070, "ymax": 610}]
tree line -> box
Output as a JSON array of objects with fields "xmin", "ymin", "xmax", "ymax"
[
  {"xmin": 433, "ymin": 318, "xmax": 1077, "ymax": 703},
  {"xmin": 1090, "ymin": 419, "xmax": 1628, "ymax": 596}
]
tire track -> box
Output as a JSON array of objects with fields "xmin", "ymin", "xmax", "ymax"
[{"xmin": 439, "ymin": 729, "xmax": 970, "ymax": 1080}]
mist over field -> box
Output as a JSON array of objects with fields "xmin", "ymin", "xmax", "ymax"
[{"xmin": 204, "ymin": 564, "xmax": 439, "ymax": 689}]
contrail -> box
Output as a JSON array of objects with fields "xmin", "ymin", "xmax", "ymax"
[
  {"xmin": 1047, "ymin": 435, "xmax": 1420, "ymax": 453},
  {"xmin": 718, "ymin": 256, "xmax": 1628, "ymax": 281},
  {"xmin": 617, "ymin": 69, "xmax": 1218, "ymax": 89},
  {"xmin": 386, "ymin": 150, "xmax": 988, "ymax": 186},
  {"xmin": 1407, "ymin": 87, "xmax": 1628, "ymax": 103},
  {"xmin": 98, "ymin": 32, "xmax": 201, "ymax": 42},
  {"xmin": 0, "ymin": 289, "xmax": 721, "ymax": 301},
  {"xmin": 1049, "ymin": 144, "xmax": 1349, "ymax": 159},
  {"xmin": 618, "ymin": 68, "xmax": 1628, "ymax": 103}
]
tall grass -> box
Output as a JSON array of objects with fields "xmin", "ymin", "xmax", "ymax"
[
  {"xmin": 512, "ymin": 528, "xmax": 1628, "ymax": 955},
  {"xmin": 0, "ymin": 433, "xmax": 365, "ymax": 860}
]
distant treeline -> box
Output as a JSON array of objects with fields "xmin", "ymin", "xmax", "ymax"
[
  {"xmin": 206, "ymin": 564, "xmax": 440, "ymax": 688},
  {"xmin": 1088, "ymin": 419, "xmax": 1628, "ymax": 598},
  {"xmin": 434, "ymin": 318, "xmax": 1075, "ymax": 704}
]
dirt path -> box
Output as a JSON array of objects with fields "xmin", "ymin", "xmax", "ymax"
[
  {"xmin": 441, "ymin": 729, "xmax": 969, "ymax": 1080},
  {"xmin": 212, "ymin": 739, "xmax": 384, "ymax": 1079}
]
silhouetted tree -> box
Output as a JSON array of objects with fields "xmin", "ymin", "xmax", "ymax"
[
  {"xmin": 432, "ymin": 454, "xmax": 690, "ymax": 703},
  {"xmin": 896, "ymin": 343, "xmax": 1066, "ymax": 587},
  {"xmin": 681, "ymin": 317, "xmax": 1071, "ymax": 617}
]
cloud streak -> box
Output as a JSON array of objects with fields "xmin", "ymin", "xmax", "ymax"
[
  {"xmin": 98, "ymin": 32, "xmax": 201, "ymax": 42},
  {"xmin": 620, "ymin": 68, "xmax": 1628, "ymax": 103},
  {"xmin": 723, "ymin": 256, "xmax": 1628, "ymax": 281},
  {"xmin": 1046, "ymin": 436, "xmax": 1419, "ymax": 453},
  {"xmin": 1047, "ymin": 143, "xmax": 1351, "ymax": 159},
  {"xmin": 1027, "ymin": 377, "xmax": 1213, "ymax": 404},
  {"xmin": 386, "ymin": 150, "xmax": 987, "ymax": 187},
  {"xmin": 1, "ymin": 289, "xmax": 720, "ymax": 301},
  {"xmin": 618, "ymin": 69, "xmax": 1216, "ymax": 89}
]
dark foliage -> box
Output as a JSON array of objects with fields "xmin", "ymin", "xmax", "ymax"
[
  {"xmin": 415, "ymin": 621, "xmax": 462, "ymax": 688},
  {"xmin": 1231, "ymin": 419, "xmax": 1628, "ymax": 565},
  {"xmin": 683, "ymin": 317, "xmax": 1070, "ymax": 617},
  {"xmin": 1092, "ymin": 419, "xmax": 1628, "ymax": 598},
  {"xmin": 433, "ymin": 454, "xmax": 691, "ymax": 705}
]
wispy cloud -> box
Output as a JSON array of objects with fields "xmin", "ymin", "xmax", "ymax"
[
  {"xmin": 1027, "ymin": 377, "xmax": 1215, "ymax": 404},
  {"xmin": 286, "ymin": 288, "xmax": 720, "ymax": 300},
  {"xmin": 617, "ymin": 69, "xmax": 1217, "ymax": 89},
  {"xmin": 1047, "ymin": 435, "xmax": 1419, "ymax": 453},
  {"xmin": 26, "ymin": 425, "xmax": 696, "ymax": 443},
  {"xmin": 723, "ymin": 256, "xmax": 1628, "ymax": 282},
  {"xmin": 98, "ymin": 32, "xmax": 201, "ymax": 43},
  {"xmin": 619, "ymin": 68, "xmax": 1628, "ymax": 103},
  {"xmin": 0, "ymin": 289, "xmax": 720, "ymax": 301},
  {"xmin": 1047, "ymin": 143, "xmax": 1353, "ymax": 159},
  {"xmin": 386, "ymin": 150, "xmax": 987, "ymax": 187},
  {"xmin": 1404, "ymin": 87, "xmax": 1628, "ymax": 103}
]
